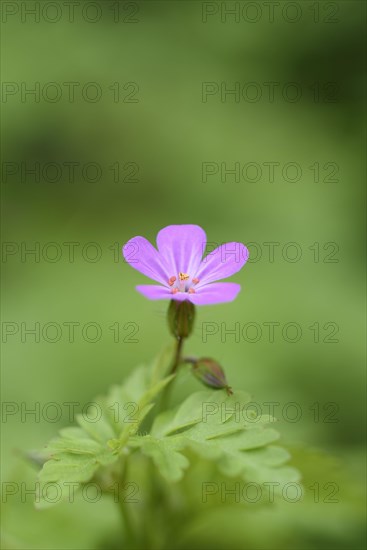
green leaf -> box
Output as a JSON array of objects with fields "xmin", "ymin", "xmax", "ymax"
[
  {"xmin": 35, "ymin": 348, "xmax": 175, "ymax": 507},
  {"xmin": 45, "ymin": 437, "xmax": 104, "ymax": 456},
  {"xmin": 34, "ymin": 347, "xmax": 300, "ymax": 509},
  {"xmin": 36, "ymin": 447, "xmax": 112, "ymax": 509},
  {"xmin": 130, "ymin": 390, "xmax": 300, "ymax": 486},
  {"xmin": 133, "ymin": 436, "xmax": 189, "ymax": 482}
]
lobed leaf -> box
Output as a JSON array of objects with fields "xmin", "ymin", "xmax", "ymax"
[
  {"xmin": 36, "ymin": 348, "xmax": 175, "ymax": 507},
  {"xmin": 131, "ymin": 390, "xmax": 300, "ymax": 486}
]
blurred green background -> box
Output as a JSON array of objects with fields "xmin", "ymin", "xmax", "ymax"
[{"xmin": 1, "ymin": 1, "xmax": 365, "ymax": 548}]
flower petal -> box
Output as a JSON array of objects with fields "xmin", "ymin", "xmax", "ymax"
[
  {"xmin": 123, "ymin": 237, "xmax": 169, "ymax": 285},
  {"xmin": 156, "ymin": 224, "xmax": 206, "ymax": 276},
  {"xmin": 195, "ymin": 243, "xmax": 249, "ymax": 285},
  {"xmin": 188, "ymin": 283, "xmax": 242, "ymax": 305},
  {"xmin": 136, "ymin": 285, "xmax": 189, "ymax": 301}
]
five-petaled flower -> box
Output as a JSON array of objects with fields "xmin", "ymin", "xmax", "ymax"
[{"xmin": 122, "ymin": 225, "xmax": 249, "ymax": 305}]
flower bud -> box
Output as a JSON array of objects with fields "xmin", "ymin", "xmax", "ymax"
[
  {"xmin": 190, "ymin": 357, "xmax": 233, "ymax": 395},
  {"xmin": 167, "ymin": 299, "xmax": 195, "ymax": 339}
]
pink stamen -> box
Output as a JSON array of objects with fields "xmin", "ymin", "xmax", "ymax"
[
  {"xmin": 188, "ymin": 288, "xmax": 195, "ymax": 294},
  {"xmin": 168, "ymin": 276, "xmax": 177, "ymax": 286},
  {"xmin": 171, "ymin": 288, "xmax": 179, "ymax": 294},
  {"xmin": 192, "ymin": 278, "xmax": 200, "ymax": 285}
]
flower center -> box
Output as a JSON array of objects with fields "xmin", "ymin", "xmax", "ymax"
[{"xmin": 168, "ymin": 273, "xmax": 200, "ymax": 294}]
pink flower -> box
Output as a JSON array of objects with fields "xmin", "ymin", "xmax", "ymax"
[{"xmin": 122, "ymin": 225, "xmax": 249, "ymax": 305}]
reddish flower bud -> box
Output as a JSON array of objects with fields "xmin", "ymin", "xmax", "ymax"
[{"xmin": 190, "ymin": 357, "xmax": 233, "ymax": 395}]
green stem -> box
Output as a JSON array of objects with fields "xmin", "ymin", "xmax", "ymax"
[
  {"xmin": 117, "ymin": 459, "xmax": 136, "ymax": 548},
  {"xmin": 159, "ymin": 336, "xmax": 185, "ymax": 412},
  {"xmin": 170, "ymin": 336, "xmax": 184, "ymax": 374},
  {"xmin": 118, "ymin": 494, "xmax": 135, "ymax": 547}
]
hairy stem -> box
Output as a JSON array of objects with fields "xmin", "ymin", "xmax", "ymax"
[
  {"xmin": 118, "ymin": 495, "xmax": 135, "ymax": 547},
  {"xmin": 170, "ymin": 336, "xmax": 184, "ymax": 374},
  {"xmin": 117, "ymin": 459, "xmax": 136, "ymax": 548},
  {"xmin": 159, "ymin": 336, "xmax": 185, "ymax": 412}
]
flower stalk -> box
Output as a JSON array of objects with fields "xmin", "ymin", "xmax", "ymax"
[{"xmin": 170, "ymin": 336, "xmax": 184, "ymax": 374}]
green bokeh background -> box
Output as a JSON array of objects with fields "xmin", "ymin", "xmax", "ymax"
[{"xmin": 1, "ymin": 1, "xmax": 365, "ymax": 549}]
